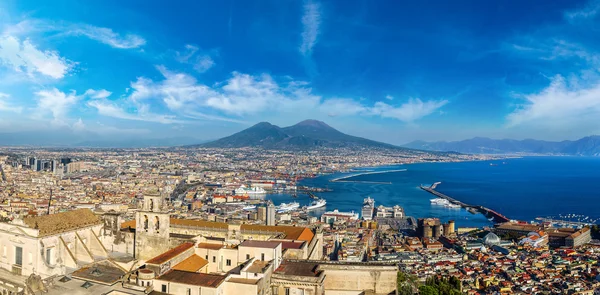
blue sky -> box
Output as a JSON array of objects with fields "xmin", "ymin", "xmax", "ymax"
[{"xmin": 1, "ymin": 0, "xmax": 600, "ymax": 145}]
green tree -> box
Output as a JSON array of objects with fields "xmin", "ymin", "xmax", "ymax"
[{"xmin": 419, "ymin": 285, "xmax": 440, "ymax": 295}]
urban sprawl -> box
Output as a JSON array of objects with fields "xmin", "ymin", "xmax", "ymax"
[{"xmin": 0, "ymin": 147, "xmax": 598, "ymax": 295}]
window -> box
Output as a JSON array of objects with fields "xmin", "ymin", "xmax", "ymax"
[
  {"xmin": 46, "ymin": 248, "xmax": 52, "ymax": 265},
  {"xmin": 161, "ymin": 284, "xmax": 167, "ymax": 292},
  {"xmin": 213, "ymin": 256, "xmax": 216, "ymax": 263},
  {"xmin": 143, "ymin": 215, "xmax": 149, "ymax": 231},
  {"xmin": 226, "ymin": 259, "xmax": 231, "ymax": 266},
  {"xmin": 15, "ymin": 246, "xmax": 23, "ymax": 266},
  {"xmin": 246, "ymin": 254, "xmax": 250, "ymax": 260},
  {"xmin": 206, "ymin": 255, "xmax": 209, "ymax": 260},
  {"xmin": 186, "ymin": 288, "xmax": 191, "ymax": 295},
  {"xmin": 285, "ymin": 288, "xmax": 290, "ymax": 295},
  {"xmin": 272, "ymin": 287, "xmax": 279, "ymax": 295},
  {"xmin": 261, "ymin": 253, "xmax": 265, "ymax": 261},
  {"xmin": 155, "ymin": 216, "xmax": 160, "ymax": 233}
]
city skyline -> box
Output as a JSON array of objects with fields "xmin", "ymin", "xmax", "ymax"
[{"xmin": 2, "ymin": 0, "xmax": 600, "ymax": 146}]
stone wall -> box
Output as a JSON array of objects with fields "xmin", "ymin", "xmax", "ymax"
[{"xmin": 318, "ymin": 262, "xmax": 397, "ymax": 295}]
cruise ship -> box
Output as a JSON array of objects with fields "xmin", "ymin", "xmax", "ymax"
[
  {"xmin": 276, "ymin": 202, "xmax": 300, "ymax": 213},
  {"xmin": 362, "ymin": 197, "xmax": 375, "ymax": 220},
  {"xmin": 306, "ymin": 199, "xmax": 326, "ymax": 210},
  {"xmin": 430, "ymin": 198, "xmax": 449, "ymax": 205},
  {"xmin": 234, "ymin": 185, "xmax": 266, "ymax": 195}
]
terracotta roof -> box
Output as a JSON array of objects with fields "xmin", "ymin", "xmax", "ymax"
[
  {"xmin": 156, "ymin": 270, "xmax": 226, "ymax": 287},
  {"xmin": 197, "ymin": 243, "xmax": 225, "ymax": 250},
  {"xmin": 172, "ymin": 254, "xmax": 208, "ymax": 272},
  {"xmin": 23, "ymin": 209, "xmax": 101, "ymax": 236},
  {"xmin": 146, "ymin": 243, "xmax": 194, "ymax": 265},
  {"xmin": 239, "ymin": 240, "xmax": 281, "ymax": 249},
  {"xmin": 120, "ymin": 220, "xmax": 136, "ymax": 229},
  {"xmin": 240, "ymin": 224, "xmax": 314, "ymax": 242}
]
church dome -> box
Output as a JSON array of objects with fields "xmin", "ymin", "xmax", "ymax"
[{"xmin": 483, "ymin": 232, "xmax": 501, "ymax": 246}]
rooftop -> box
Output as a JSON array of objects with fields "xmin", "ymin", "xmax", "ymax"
[
  {"xmin": 239, "ymin": 240, "xmax": 281, "ymax": 249},
  {"xmin": 146, "ymin": 242, "xmax": 194, "ymax": 265},
  {"xmin": 22, "ymin": 209, "xmax": 101, "ymax": 236},
  {"xmin": 274, "ymin": 260, "xmax": 322, "ymax": 277},
  {"xmin": 240, "ymin": 224, "xmax": 314, "ymax": 242},
  {"xmin": 156, "ymin": 271, "xmax": 226, "ymax": 288},
  {"xmin": 172, "ymin": 254, "xmax": 208, "ymax": 272}
]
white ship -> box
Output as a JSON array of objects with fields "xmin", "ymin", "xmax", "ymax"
[
  {"xmin": 306, "ymin": 199, "xmax": 326, "ymax": 210},
  {"xmin": 362, "ymin": 197, "xmax": 375, "ymax": 220},
  {"xmin": 235, "ymin": 185, "xmax": 266, "ymax": 195},
  {"xmin": 430, "ymin": 198, "xmax": 449, "ymax": 205},
  {"xmin": 444, "ymin": 203, "xmax": 461, "ymax": 209},
  {"xmin": 242, "ymin": 205, "xmax": 257, "ymax": 210},
  {"xmin": 277, "ymin": 202, "xmax": 300, "ymax": 213}
]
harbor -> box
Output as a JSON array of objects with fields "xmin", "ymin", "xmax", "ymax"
[{"xmin": 420, "ymin": 182, "xmax": 510, "ymax": 223}]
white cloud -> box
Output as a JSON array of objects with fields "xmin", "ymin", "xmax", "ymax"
[
  {"xmin": 565, "ymin": 0, "xmax": 600, "ymax": 21},
  {"xmin": 87, "ymin": 100, "xmax": 184, "ymax": 124},
  {"xmin": 3, "ymin": 19, "xmax": 145, "ymax": 49},
  {"xmin": 0, "ymin": 92, "xmax": 22, "ymax": 113},
  {"xmin": 385, "ymin": 95, "xmax": 394, "ymax": 100},
  {"xmin": 506, "ymin": 74, "xmax": 600, "ymax": 129},
  {"xmin": 69, "ymin": 24, "xmax": 146, "ymax": 49},
  {"xmin": 370, "ymin": 99, "xmax": 448, "ymax": 122},
  {"xmin": 120, "ymin": 66, "xmax": 447, "ymax": 124},
  {"xmin": 84, "ymin": 89, "xmax": 112, "ymax": 99},
  {"xmin": 175, "ymin": 44, "xmax": 216, "ymax": 73},
  {"xmin": 0, "ymin": 35, "xmax": 73, "ymax": 79},
  {"xmin": 299, "ymin": 0, "xmax": 322, "ymax": 56},
  {"xmin": 194, "ymin": 55, "xmax": 215, "ymax": 73},
  {"xmin": 35, "ymin": 88, "xmax": 80, "ymax": 126},
  {"xmin": 72, "ymin": 118, "xmax": 86, "ymax": 131}
]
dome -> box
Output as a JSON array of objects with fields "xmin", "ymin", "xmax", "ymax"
[{"xmin": 483, "ymin": 232, "xmax": 501, "ymax": 246}]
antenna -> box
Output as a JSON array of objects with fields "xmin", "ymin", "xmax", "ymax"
[{"xmin": 47, "ymin": 189, "xmax": 52, "ymax": 215}]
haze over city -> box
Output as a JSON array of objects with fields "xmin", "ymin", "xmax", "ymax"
[{"xmin": 2, "ymin": 0, "xmax": 600, "ymax": 146}]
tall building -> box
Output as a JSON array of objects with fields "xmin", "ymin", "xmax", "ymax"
[
  {"xmin": 257, "ymin": 206, "xmax": 267, "ymax": 223},
  {"xmin": 136, "ymin": 192, "xmax": 171, "ymax": 259},
  {"xmin": 266, "ymin": 202, "xmax": 276, "ymax": 226}
]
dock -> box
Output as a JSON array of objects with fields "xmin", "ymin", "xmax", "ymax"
[{"xmin": 420, "ymin": 183, "xmax": 510, "ymax": 224}]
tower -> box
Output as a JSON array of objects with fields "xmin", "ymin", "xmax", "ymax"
[
  {"xmin": 266, "ymin": 202, "xmax": 276, "ymax": 226},
  {"xmin": 136, "ymin": 192, "xmax": 170, "ymax": 260}
]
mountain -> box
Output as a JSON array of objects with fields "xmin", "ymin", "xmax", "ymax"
[
  {"xmin": 403, "ymin": 136, "xmax": 600, "ymax": 156},
  {"xmin": 199, "ymin": 119, "xmax": 400, "ymax": 150}
]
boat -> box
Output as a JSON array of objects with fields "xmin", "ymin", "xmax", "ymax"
[
  {"xmin": 430, "ymin": 198, "xmax": 449, "ymax": 205},
  {"xmin": 276, "ymin": 202, "xmax": 300, "ymax": 213},
  {"xmin": 235, "ymin": 185, "xmax": 266, "ymax": 195},
  {"xmin": 242, "ymin": 205, "xmax": 256, "ymax": 210},
  {"xmin": 444, "ymin": 203, "xmax": 461, "ymax": 209},
  {"xmin": 307, "ymin": 199, "xmax": 326, "ymax": 210},
  {"xmin": 362, "ymin": 197, "xmax": 375, "ymax": 220}
]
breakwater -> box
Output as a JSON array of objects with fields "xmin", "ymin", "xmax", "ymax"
[
  {"xmin": 420, "ymin": 183, "xmax": 510, "ymax": 223},
  {"xmin": 330, "ymin": 169, "xmax": 407, "ymax": 183}
]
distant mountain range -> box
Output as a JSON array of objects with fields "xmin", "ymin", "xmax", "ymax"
[
  {"xmin": 196, "ymin": 119, "xmax": 402, "ymax": 150},
  {"xmin": 403, "ymin": 136, "xmax": 600, "ymax": 156}
]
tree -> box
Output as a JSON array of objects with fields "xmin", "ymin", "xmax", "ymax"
[{"xmin": 419, "ymin": 285, "xmax": 440, "ymax": 295}]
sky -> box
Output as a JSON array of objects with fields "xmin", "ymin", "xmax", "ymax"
[{"xmin": 1, "ymin": 0, "xmax": 600, "ymax": 145}]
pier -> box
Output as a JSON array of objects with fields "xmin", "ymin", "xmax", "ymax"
[
  {"xmin": 420, "ymin": 183, "xmax": 510, "ymax": 224},
  {"xmin": 535, "ymin": 217, "xmax": 598, "ymax": 228},
  {"xmin": 330, "ymin": 169, "xmax": 406, "ymax": 183}
]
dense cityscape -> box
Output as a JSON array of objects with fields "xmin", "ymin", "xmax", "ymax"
[{"xmin": 0, "ymin": 146, "xmax": 598, "ymax": 295}]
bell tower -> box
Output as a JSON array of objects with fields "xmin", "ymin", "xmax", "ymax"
[{"xmin": 135, "ymin": 191, "xmax": 170, "ymax": 259}]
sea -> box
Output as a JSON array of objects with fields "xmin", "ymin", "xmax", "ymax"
[{"xmin": 267, "ymin": 156, "xmax": 600, "ymax": 228}]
